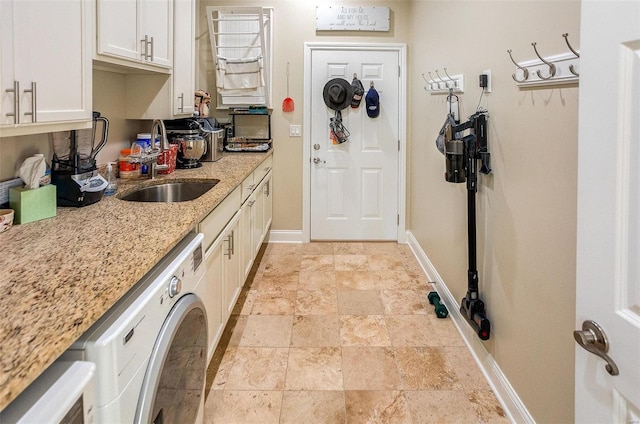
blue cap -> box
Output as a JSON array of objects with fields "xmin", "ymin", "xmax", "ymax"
[{"xmin": 365, "ymin": 87, "xmax": 380, "ymax": 118}]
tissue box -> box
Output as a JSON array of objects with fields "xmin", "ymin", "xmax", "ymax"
[{"xmin": 9, "ymin": 185, "xmax": 57, "ymax": 224}]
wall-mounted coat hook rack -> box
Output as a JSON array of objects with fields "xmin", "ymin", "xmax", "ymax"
[
  {"xmin": 508, "ymin": 33, "xmax": 580, "ymax": 88},
  {"xmin": 422, "ymin": 68, "xmax": 464, "ymax": 94}
]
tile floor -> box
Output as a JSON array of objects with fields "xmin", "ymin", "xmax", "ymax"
[{"xmin": 204, "ymin": 242, "xmax": 509, "ymax": 423}]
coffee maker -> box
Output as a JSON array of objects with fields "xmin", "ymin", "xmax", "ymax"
[
  {"xmin": 164, "ymin": 117, "xmax": 223, "ymax": 168},
  {"xmin": 51, "ymin": 112, "xmax": 109, "ymax": 207}
]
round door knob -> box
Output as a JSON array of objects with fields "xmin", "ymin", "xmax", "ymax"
[{"xmin": 168, "ymin": 276, "xmax": 182, "ymax": 298}]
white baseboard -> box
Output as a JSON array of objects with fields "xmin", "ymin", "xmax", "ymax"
[
  {"xmin": 406, "ymin": 231, "xmax": 535, "ymax": 424},
  {"xmin": 267, "ymin": 230, "xmax": 303, "ymax": 243}
]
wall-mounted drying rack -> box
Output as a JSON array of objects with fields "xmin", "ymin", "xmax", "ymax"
[
  {"xmin": 507, "ymin": 33, "xmax": 580, "ymax": 88},
  {"xmin": 421, "ymin": 68, "xmax": 464, "ymax": 94}
]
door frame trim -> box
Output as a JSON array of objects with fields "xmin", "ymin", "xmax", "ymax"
[{"xmin": 302, "ymin": 42, "xmax": 407, "ymax": 243}]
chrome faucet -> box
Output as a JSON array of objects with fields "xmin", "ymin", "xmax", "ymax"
[{"xmin": 149, "ymin": 119, "xmax": 169, "ymax": 179}]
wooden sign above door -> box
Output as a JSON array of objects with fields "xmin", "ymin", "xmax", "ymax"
[{"xmin": 316, "ymin": 6, "xmax": 390, "ymax": 32}]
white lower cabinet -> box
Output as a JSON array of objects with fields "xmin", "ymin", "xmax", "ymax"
[
  {"xmin": 263, "ymin": 172, "xmax": 273, "ymax": 237},
  {"xmin": 199, "ymin": 156, "xmax": 273, "ymax": 362},
  {"xmin": 221, "ymin": 213, "xmax": 241, "ymax": 319},
  {"xmin": 203, "ymin": 233, "xmax": 224, "ymax": 361}
]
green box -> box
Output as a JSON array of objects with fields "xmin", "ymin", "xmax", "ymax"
[{"xmin": 9, "ymin": 185, "xmax": 57, "ymax": 224}]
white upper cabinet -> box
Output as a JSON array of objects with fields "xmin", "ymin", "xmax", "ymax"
[
  {"xmin": 124, "ymin": 0, "xmax": 195, "ymax": 119},
  {"xmin": 0, "ymin": 0, "xmax": 92, "ymax": 137},
  {"xmin": 172, "ymin": 0, "xmax": 195, "ymax": 116},
  {"xmin": 96, "ymin": 0, "xmax": 173, "ymax": 70}
]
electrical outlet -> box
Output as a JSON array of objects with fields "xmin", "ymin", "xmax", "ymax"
[
  {"xmin": 0, "ymin": 178, "xmax": 23, "ymax": 206},
  {"xmin": 481, "ymin": 70, "xmax": 492, "ymax": 93},
  {"xmin": 289, "ymin": 125, "xmax": 302, "ymax": 137}
]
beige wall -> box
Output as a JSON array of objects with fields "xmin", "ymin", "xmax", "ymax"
[
  {"xmin": 197, "ymin": 0, "xmax": 411, "ymax": 231},
  {"xmin": 408, "ymin": 1, "xmax": 579, "ymax": 422}
]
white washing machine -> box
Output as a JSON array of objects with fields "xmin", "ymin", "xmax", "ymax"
[{"xmin": 63, "ymin": 232, "xmax": 208, "ymax": 424}]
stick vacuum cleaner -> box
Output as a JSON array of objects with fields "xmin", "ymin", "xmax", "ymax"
[{"xmin": 443, "ymin": 112, "xmax": 492, "ymax": 340}]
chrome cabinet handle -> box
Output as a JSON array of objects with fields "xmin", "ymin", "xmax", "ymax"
[
  {"xmin": 178, "ymin": 93, "xmax": 184, "ymax": 112},
  {"xmin": 140, "ymin": 35, "xmax": 149, "ymax": 60},
  {"xmin": 23, "ymin": 82, "xmax": 36, "ymax": 123},
  {"xmin": 246, "ymin": 184, "xmax": 255, "ymax": 191},
  {"xmin": 141, "ymin": 35, "xmax": 153, "ymax": 60},
  {"xmin": 248, "ymin": 199, "xmax": 256, "ymax": 207},
  {"xmin": 313, "ymin": 157, "xmax": 325, "ymax": 164},
  {"xmin": 265, "ymin": 180, "xmax": 270, "ymax": 197},
  {"xmin": 224, "ymin": 230, "xmax": 235, "ymax": 259},
  {"xmin": 5, "ymin": 80, "xmax": 19, "ymax": 124},
  {"xmin": 574, "ymin": 320, "xmax": 619, "ymax": 376}
]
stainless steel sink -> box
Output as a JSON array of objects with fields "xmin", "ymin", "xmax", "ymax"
[{"xmin": 119, "ymin": 180, "xmax": 219, "ymax": 202}]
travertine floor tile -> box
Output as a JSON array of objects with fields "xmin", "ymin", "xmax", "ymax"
[
  {"xmin": 205, "ymin": 242, "xmax": 507, "ymax": 424},
  {"xmin": 337, "ymin": 290, "xmax": 385, "ymax": 315},
  {"xmin": 291, "ymin": 315, "xmax": 341, "ymax": 347},
  {"xmin": 237, "ymin": 315, "xmax": 293, "ymax": 347},
  {"xmin": 295, "ymin": 289, "xmax": 339, "ymax": 315},
  {"xmin": 285, "ymin": 347, "xmax": 343, "ymax": 390},
  {"xmin": 394, "ymin": 346, "xmax": 459, "ymax": 390},
  {"xmin": 336, "ymin": 270, "xmax": 376, "ymax": 290},
  {"xmin": 405, "ymin": 390, "xmax": 509, "ymax": 424},
  {"xmin": 280, "ymin": 391, "xmax": 346, "ymax": 424},
  {"xmin": 224, "ymin": 347, "xmax": 288, "ymax": 390},
  {"xmin": 300, "ymin": 254, "xmax": 335, "ymax": 271},
  {"xmin": 335, "ymin": 254, "xmax": 370, "ymax": 271},
  {"xmin": 334, "ymin": 242, "xmax": 365, "ymax": 254},
  {"xmin": 385, "ymin": 315, "xmax": 440, "ymax": 347},
  {"xmin": 250, "ymin": 290, "xmax": 297, "ymax": 315},
  {"xmin": 340, "ymin": 315, "xmax": 391, "ymax": 346},
  {"xmin": 344, "ymin": 390, "xmax": 412, "ymax": 424},
  {"xmin": 207, "ymin": 390, "xmax": 283, "ymax": 424},
  {"xmin": 254, "ymin": 271, "xmax": 300, "ymax": 291},
  {"xmin": 342, "ymin": 347, "xmax": 401, "ymax": 390},
  {"xmin": 298, "ymin": 270, "xmax": 336, "ymax": 290},
  {"xmin": 380, "ymin": 290, "xmax": 429, "ymax": 315},
  {"xmin": 368, "ymin": 254, "xmax": 406, "ymax": 271}
]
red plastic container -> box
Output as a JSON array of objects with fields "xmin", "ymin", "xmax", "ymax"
[{"xmin": 157, "ymin": 144, "xmax": 178, "ymax": 174}]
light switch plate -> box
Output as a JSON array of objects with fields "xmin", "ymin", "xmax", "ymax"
[{"xmin": 289, "ymin": 125, "xmax": 301, "ymax": 137}]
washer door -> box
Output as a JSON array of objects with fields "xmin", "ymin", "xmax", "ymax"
[{"xmin": 135, "ymin": 294, "xmax": 208, "ymax": 424}]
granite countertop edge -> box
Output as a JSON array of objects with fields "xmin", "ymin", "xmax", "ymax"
[{"xmin": 0, "ymin": 151, "xmax": 272, "ymax": 411}]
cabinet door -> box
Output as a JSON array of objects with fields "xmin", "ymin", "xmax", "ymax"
[
  {"xmin": 96, "ymin": 0, "xmax": 140, "ymax": 62},
  {"xmin": 204, "ymin": 238, "xmax": 224, "ymax": 361},
  {"xmin": 252, "ymin": 180, "xmax": 265, "ymax": 258},
  {"xmin": 1, "ymin": 0, "xmax": 91, "ymax": 132},
  {"xmin": 263, "ymin": 172, "xmax": 273, "ymax": 236},
  {"xmin": 141, "ymin": 0, "xmax": 172, "ymax": 68},
  {"xmin": 222, "ymin": 213, "xmax": 241, "ymax": 321},
  {"xmin": 239, "ymin": 198, "xmax": 254, "ymax": 282},
  {"xmin": 0, "ymin": 1, "xmax": 17, "ymax": 127},
  {"xmin": 172, "ymin": 0, "xmax": 195, "ymax": 115}
]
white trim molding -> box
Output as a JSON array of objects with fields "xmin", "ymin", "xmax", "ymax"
[
  {"xmin": 267, "ymin": 230, "xmax": 303, "ymax": 244},
  {"xmin": 406, "ymin": 230, "xmax": 535, "ymax": 424}
]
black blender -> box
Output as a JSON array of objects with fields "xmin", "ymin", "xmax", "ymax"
[{"xmin": 51, "ymin": 112, "xmax": 109, "ymax": 207}]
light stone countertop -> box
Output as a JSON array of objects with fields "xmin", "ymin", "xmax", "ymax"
[{"xmin": 0, "ymin": 151, "xmax": 272, "ymax": 411}]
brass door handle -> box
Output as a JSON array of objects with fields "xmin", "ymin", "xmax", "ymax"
[{"xmin": 574, "ymin": 320, "xmax": 619, "ymax": 376}]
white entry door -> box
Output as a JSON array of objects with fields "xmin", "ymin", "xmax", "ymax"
[
  {"xmin": 575, "ymin": 1, "xmax": 640, "ymax": 422},
  {"xmin": 309, "ymin": 48, "xmax": 400, "ymax": 240}
]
